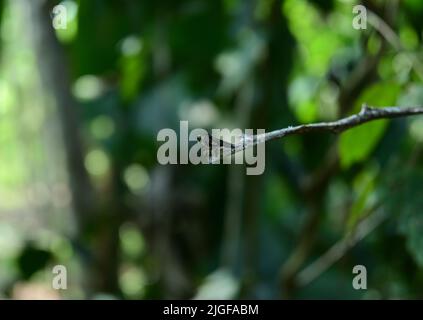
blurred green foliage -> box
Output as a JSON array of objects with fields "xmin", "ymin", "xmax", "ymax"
[{"xmin": 0, "ymin": 0, "xmax": 423, "ymax": 300}]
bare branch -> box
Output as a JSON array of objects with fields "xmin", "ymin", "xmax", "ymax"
[
  {"xmin": 262, "ymin": 105, "xmax": 423, "ymax": 142},
  {"xmin": 367, "ymin": 10, "xmax": 423, "ymax": 81},
  {"xmin": 296, "ymin": 206, "xmax": 386, "ymax": 288},
  {"xmin": 207, "ymin": 104, "xmax": 423, "ymax": 164}
]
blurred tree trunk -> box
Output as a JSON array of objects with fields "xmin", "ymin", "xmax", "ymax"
[{"xmin": 24, "ymin": 0, "xmax": 121, "ymax": 296}]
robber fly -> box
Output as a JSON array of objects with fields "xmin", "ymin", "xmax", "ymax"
[{"xmin": 197, "ymin": 132, "xmax": 236, "ymax": 162}]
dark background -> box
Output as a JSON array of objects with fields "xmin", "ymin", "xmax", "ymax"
[{"xmin": 0, "ymin": 0, "xmax": 423, "ymax": 299}]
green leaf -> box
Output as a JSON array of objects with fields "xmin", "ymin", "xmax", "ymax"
[
  {"xmin": 339, "ymin": 120, "xmax": 388, "ymax": 169},
  {"xmin": 346, "ymin": 164, "xmax": 379, "ymax": 232},
  {"xmin": 288, "ymin": 76, "xmax": 319, "ymax": 123},
  {"xmin": 339, "ymin": 82, "xmax": 401, "ymax": 169}
]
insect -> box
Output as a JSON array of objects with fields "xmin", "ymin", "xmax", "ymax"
[{"xmin": 196, "ymin": 133, "xmax": 236, "ymax": 162}]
